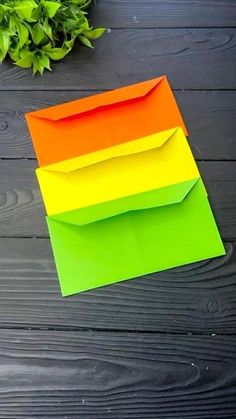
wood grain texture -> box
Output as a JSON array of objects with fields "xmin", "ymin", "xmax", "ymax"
[
  {"xmin": 0, "ymin": 161, "xmax": 235, "ymax": 239},
  {"xmin": 0, "ymin": 238, "xmax": 236, "ymax": 333},
  {"xmin": 0, "ymin": 330, "xmax": 235, "ymax": 418},
  {"xmin": 0, "ymin": 0, "xmax": 235, "ymax": 414},
  {"xmin": 1, "ymin": 90, "xmax": 236, "ymax": 160},
  {"xmin": 92, "ymin": 0, "xmax": 236, "ymax": 28},
  {"xmin": 0, "ymin": 161, "xmax": 44, "ymax": 237},
  {"xmin": 0, "ymin": 29, "xmax": 236, "ymax": 90}
]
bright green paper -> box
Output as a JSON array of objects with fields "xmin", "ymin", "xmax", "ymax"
[{"xmin": 47, "ymin": 178, "xmax": 225, "ymax": 296}]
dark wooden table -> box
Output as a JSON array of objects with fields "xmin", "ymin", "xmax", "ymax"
[{"xmin": 0, "ymin": 1, "xmax": 236, "ymax": 417}]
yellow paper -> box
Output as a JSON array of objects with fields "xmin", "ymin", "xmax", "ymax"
[{"xmin": 36, "ymin": 127, "xmax": 200, "ymax": 216}]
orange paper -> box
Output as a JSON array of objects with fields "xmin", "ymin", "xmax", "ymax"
[{"xmin": 26, "ymin": 76, "xmax": 187, "ymax": 166}]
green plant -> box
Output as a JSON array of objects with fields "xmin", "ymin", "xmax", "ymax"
[{"xmin": 0, "ymin": 0, "xmax": 105, "ymax": 74}]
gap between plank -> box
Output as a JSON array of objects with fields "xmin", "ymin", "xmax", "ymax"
[
  {"xmin": 0, "ymin": 88, "xmax": 236, "ymax": 92},
  {"xmin": 0, "ymin": 324, "xmax": 234, "ymax": 336},
  {"xmin": 101, "ymin": 26, "xmax": 236, "ymax": 30}
]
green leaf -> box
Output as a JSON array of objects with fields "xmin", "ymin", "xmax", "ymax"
[
  {"xmin": 14, "ymin": 47, "xmax": 34, "ymax": 68},
  {"xmin": 43, "ymin": 1, "xmax": 61, "ymax": 19},
  {"xmin": 0, "ymin": 49, "xmax": 6, "ymax": 63},
  {"xmin": 64, "ymin": 37, "xmax": 75, "ymax": 50},
  {"xmin": 80, "ymin": 18, "xmax": 90, "ymax": 31},
  {"xmin": 46, "ymin": 47, "xmax": 68, "ymax": 60},
  {"xmin": 63, "ymin": 18, "xmax": 78, "ymax": 32},
  {"xmin": 42, "ymin": 19, "xmax": 53, "ymax": 40},
  {"xmin": 32, "ymin": 54, "xmax": 45, "ymax": 75},
  {"xmin": 14, "ymin": 1, "xmax": 38, "ymax": 20},
  {"xmin": 80, "ymin": 0, "xmax": 92, "ymax": 9},
  {"xmin": 79, "ymin": 35, "xmax": 93, "ymax": 48},
  {"xmin": 16, "ymin": 22, "xmax": 29, "ymax": 48},
  {"xmin": 32, "ymin": 60, "xmax": 42, "ymax": 75},
  {"xmin": 0, "ymin": 30, "xmax": 11, "ymax": 62},
  {"xmin": 90, "ymin": 27, "xmax": 106, "ymax": 39},
  {"xmin": 0, "ymin": 4, "xmax": 12, "ymax": 12},
  {"xmin": 83, "ymin": 28, "xmax": 105, "ymax": 39},
  {"xmin": 40, "ymin": 53, "xmax": 51, "ymax": 70},
  {"xmin": 31, "ymin": 23, "xmax": 46, "ymax": 45},
  {"xmin": 20, "ymin": 47, "xmax": 34, "ymax": 59},
  {"xmin": 15, "ymin": 54, "xmax": 33, "ymax": 68},
  {"xmin": 42, "ymin": 42, "xmax": 53, "ymax": 52},
  {"xmin": 9, "ymin": 47, "xmax": 19, "ymax": 62},
  {"xmin": 0, "ymin": 30, "xmax": 11, "ymax": 53}
]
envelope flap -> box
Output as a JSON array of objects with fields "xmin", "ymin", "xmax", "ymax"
[
  {"xmin": 26, "ymin": 76, "xmax": 165, "ymax": 122},
  {"xmin": 49, "ymin": 178, "xmax": 200, "ymax": 226},
  {"xmin": 38, "ymin": 127, "xmax": 179, "ymax": 173}
]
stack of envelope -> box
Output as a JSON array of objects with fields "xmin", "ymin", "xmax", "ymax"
[{"xmin": 26, "ymin": 75, "xmax": 225, "ymax": 296}]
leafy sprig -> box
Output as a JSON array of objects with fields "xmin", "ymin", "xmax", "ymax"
[{"xmin": 0, "ymin": 0, "xmax": 105, "ymax": 74}]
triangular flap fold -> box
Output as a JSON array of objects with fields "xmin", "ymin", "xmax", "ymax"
[
  {"xmin": 49, "ymin": 178, "xmax": 200, "ymax": 226},
  {"xmin": 37, "ymin": 127, "xmax": 179, "ymax": 174},
  {"xmin": 25, "ymin": 76, "xmax": 166, "ymax": 122}
]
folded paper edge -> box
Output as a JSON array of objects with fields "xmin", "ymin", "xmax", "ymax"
[
  {"xmin": 25, "ymin": 76, "xmax": 166, "ymax": 122},
  {"xmin": 47, "ymin": 178, "xmax": 201, "ymax": 226},
  {"xmin": 36, "ymin": 127, "xmax": 181, "ymax": 174}
]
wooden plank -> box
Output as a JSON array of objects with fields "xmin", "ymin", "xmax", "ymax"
[
  {"xmin": 0, "ymin": 29, "xmax": 236, "ymax": 90},
  {"xmin": 0, "ymin": 237, "xmax": 236, "ymax": 332},
  {"xmin": 0, "ymin": 161, "xmax": 235, "ymax": 239},
  {"xmin": 92, "ymin": 0, "xmax": 236, "ymax": 28},
  {"xmin": 1, "ymin": 90, "xmax": 236, "ymax": 160},
  {"xmin": 0, "ymin": 330, "xmax": 235, "ymax": 418},
  {"xmin": 0, "ymin": 161, "xmax": 45, "ymax": 237}
]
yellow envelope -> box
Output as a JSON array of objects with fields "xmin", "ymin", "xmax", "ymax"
[{"xmin": 36, "ymin": 127, "xmax": 199, "ymax": 218}]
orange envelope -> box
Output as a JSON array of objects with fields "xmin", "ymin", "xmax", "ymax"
[{"xmin": 26, "ymin": 75, "xmax": 187, "ymax": 166}]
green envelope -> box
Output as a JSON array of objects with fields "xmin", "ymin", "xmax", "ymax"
[{"xmin": 47, "ymin": 178, "xmax": 225, "ymax": 296}]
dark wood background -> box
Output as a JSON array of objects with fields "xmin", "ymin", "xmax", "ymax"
[{"xmin": 0, "ymin": 1, "xmax": 236, "ymax": 417}]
